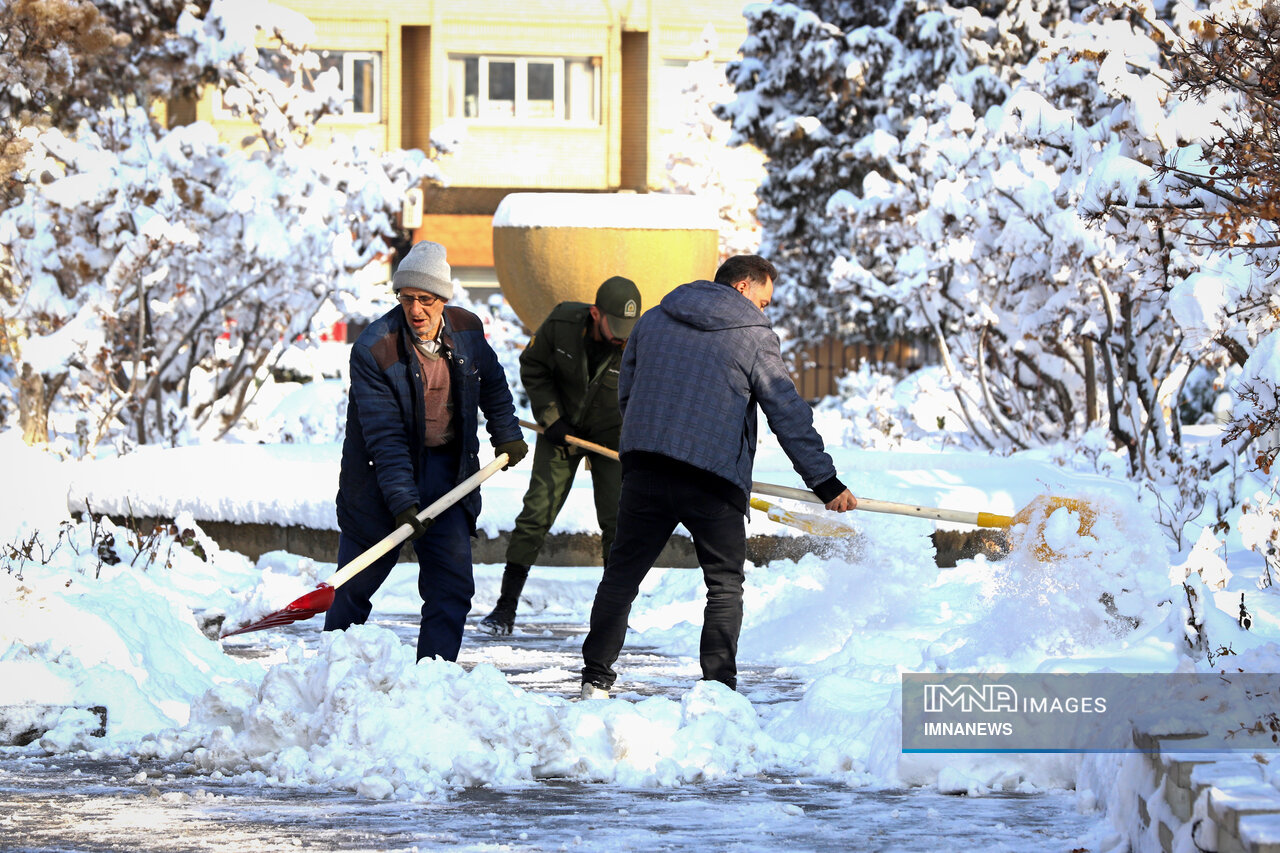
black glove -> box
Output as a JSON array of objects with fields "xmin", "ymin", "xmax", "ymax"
[
  {"xmin": 394, "ymin": 506, "xmax": 430, "ymax": 540},
  {"xmin": 496, "ymin": 439, "xmax": 529, "ymax": 470},
  {"xmin": 543, "ymin": 419, "xmax": 573, "ymax": 447}
]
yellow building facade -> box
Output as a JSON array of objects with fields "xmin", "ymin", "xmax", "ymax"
[{"xmin": 196, "ymin": 0, "xmax": 750, "ymax": 284}]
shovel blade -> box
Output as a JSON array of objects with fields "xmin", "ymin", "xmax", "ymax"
[
  {"xmin": 749, "ymin": 497, "xmax": 858, "ymax": 537},
  {"xmin": 1008, "ymin": 496, "xmax": 1099, "ymax": 561},
  {"xmin": 220, "ymin": 583, "xmax": 336, "ymax": 638}
]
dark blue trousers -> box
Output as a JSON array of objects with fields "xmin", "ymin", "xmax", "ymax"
[
  {"xmin": 581, "ymin": 465, "xmax": 746, "ymax": 690},
  {"xmin": 324, "ymin": 449, "xmax": 474, "ymax": 662}
]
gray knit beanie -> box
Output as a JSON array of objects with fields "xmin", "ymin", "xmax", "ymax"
[{"xmin": 392, "ymin": 241, "xmax": 453, "ymax": 300}]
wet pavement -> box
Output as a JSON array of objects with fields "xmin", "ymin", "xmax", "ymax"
[{"xmin": 0, "ymin": 616, "xmax": 1115, "ymax": 852}]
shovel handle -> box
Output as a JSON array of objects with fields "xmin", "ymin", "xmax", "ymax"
[
  {"xmin": 750, "ymin": 480, "xmax": 1013, "ymax": 529},
  {"xmin": 519, "ymin": 419, "xmax": 620, "ymax": 460},
  {"xmin": 327, "ymin": 454, "xmax": 510, "ymax": 590},
  {"xmin": 517, "ymin": 419, "xmax": 1013, "ymax": 530}
]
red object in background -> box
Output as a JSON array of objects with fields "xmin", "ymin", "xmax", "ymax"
[
  {"xmin": 294, "ymin": 321, "xmax": 349, "ymax": 344},
  {"xmin": 319, "ymin": 321, "xmax": 348, "ymax": 343}
]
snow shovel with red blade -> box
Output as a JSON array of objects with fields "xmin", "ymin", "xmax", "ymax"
[{"xmin": 220, "ymin": 454, "xmax": 511, "ymax": 638}]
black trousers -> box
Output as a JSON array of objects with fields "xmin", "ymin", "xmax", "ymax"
[{"xmin": 581, "ymin": 464, "xmax": 746, "ymax": 690}]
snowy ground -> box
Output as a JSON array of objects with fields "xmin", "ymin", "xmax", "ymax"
[
  {"xmin": 0, "ymin": 573, "xmax": 1116, "ymax": 852},
  {"xmin": 3, "ymin": 362, "xmax": 1279, "ymax": 851}
]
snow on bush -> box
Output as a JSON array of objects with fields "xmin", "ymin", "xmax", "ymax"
[{"xmin": 0, "ymin": 514, "xmax": 259, "ymax": 742}]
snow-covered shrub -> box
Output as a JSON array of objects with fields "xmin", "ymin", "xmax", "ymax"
[
  {"xmin": 818, "ymin": 364, "xmax": 973, "ymax": 451},
  {"xmin": 449, "ymin": 284, "xmax": 532, "ymax": 414},
  {"xmin": 256, "ymin": 379, "xmax": 348, "ymax": 444},
  {"xmin": 1239, "ymin": 481, "xmax": 1280, "ymax": 589},
  {"xmin": 1225, "ymin": 331, "xmax": 1280, "ymax": 475}
]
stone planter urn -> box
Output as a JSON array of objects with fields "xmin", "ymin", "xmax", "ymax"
[{"xmin": 492, "ymin": 192, "xmax": 720, "ymax": 331}]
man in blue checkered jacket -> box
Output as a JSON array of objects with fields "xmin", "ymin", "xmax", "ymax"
[{"xmin": 579, "ymin": 255, "xmax": 857, "ymax": 699}]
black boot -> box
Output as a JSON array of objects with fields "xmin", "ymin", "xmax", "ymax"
[{"xmin": 479, "ymin": 563, "xmax": 530, "ymax": 635}]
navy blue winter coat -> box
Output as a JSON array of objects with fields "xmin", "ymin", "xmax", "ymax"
[
  {"xmin": 617, "ymin": 280, "xmax": 837, "ymax": 500},
  {"xmin": 337, "ymin": 304, "xmax": 521, "ymax": 539}
]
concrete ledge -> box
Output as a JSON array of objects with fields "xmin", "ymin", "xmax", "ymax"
[
  {"xmin": 107, "ymin": 516, "xmax": 859, "ymax": 568},
  {"xmin": 1240, "ymin": 813, "xmax": 1280, "ymax": 853},
  {"xmin": 1135, "ymin": 728, "xmax": 1280, "ymax": 853},
  {"xmin": 104, "ymin": 515, "xmax": 999, "ymax": 568},
  {"xmin": 1211, "ymin": 784, "xmax": 1280, "ymax": 846}
]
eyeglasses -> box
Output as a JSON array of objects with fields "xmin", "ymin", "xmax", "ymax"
[{"xmin": 398, "ymin": 292, "xmax": 443, "ymax": 308}]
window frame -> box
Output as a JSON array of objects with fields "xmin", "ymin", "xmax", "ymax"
[
  {"xmin": 340, "ymin": 51, "xmax": 382, "ymax": 121},
  {"xmin": 448, "ymin": 53, "xmax": 599, "ymax": 125}
]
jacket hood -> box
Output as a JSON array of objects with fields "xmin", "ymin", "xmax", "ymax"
[{"xmin": 658, "ymin": 280, "xmax": 771, "ymax": 333}]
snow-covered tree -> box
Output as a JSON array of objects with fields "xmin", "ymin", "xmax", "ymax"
[
  {"xmin": 1140, "ymin": 0, "xmax": 1280, "ymax": 474},
  {"xmin": 721, "ymin": 2, "xmax": 1239, "ymax": 458},
  {"xmin": 659, "ymin": 25, "xmax": 764, "ymax": 260},
  {"xmin": 717, "ymin": 0, "xmax": 1046, "ymax": 344},
  {"xmin": 715, "ymin": 0, "xmax": 1280, "ymax": 541},
  {"xmin": 0, "ymin": 0, "xmax": 440, "ymax": 452}
]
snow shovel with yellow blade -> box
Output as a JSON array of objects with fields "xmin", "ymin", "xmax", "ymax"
[
  {"xmin": 750, "ymin": 481, "xmax": 1097, "ymax": 558},
  {"xmin": 516, "ymin": 421, "xmax": 1094, "ymax": 556},
  {"xmin": 220, "ymin": 454, "xmax": 511, "ymax": 638}
]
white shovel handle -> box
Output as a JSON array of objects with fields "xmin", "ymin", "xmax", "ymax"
[
  {"xmin": 328, "ymin": 454, "xmax": 510, "ymax": 590},
  {"xmin": 750, "ymin": 480, "xmax": 1011, "ymax": 528}
]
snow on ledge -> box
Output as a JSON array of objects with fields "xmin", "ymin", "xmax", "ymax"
[{"xmin": 492, "ymin": 192, "xmax": 720, "ymax": 230}]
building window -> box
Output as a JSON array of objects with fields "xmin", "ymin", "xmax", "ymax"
[
  {"xmin": 448, "ymin": 54, "xmax": 599, "ymax": 123},
  {"xmin": 339, "ymin": 52, "xmax": 380, "ymax": 116},
  {"xmin": 221, "ymin": 48, "xmax": 383, "ymax": 121}
]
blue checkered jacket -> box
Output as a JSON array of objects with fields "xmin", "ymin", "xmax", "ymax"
[{"xmin": 617, "ymin": 280, "xmax": 837, "ymax": 500}]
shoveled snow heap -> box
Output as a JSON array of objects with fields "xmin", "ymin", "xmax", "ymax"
[{"xmin": 143, "ymin": 626, "xmax": 783, "ymax": 798}]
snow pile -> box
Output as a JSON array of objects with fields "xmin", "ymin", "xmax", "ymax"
[
  {"xmin": 633, "ymin": 488, "xmax": 1171, "ymax": 673},
  {"xmin": 616, "ymin": 486, "xmax": 1183, "ymax": 795},
  {"xmin": 0, "ymin": 514, "xmax": 259, "ymax": 742},
  {"xmin": 979, "ymin": 493, "xmax": 1173, "ymax": 657},
  {"xmin": 144, "ymin": 624, "xmax": 789, "ymax": 798}
]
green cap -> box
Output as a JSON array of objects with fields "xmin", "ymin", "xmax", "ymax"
[{"xmin": 595, "ymin": 276, "xmax": 642, "ymax": 339}]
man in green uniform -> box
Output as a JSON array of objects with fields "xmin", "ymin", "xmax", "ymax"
[{"xmin": 480, "ymin": 276, "xmax": 642, "ymax": 635}]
